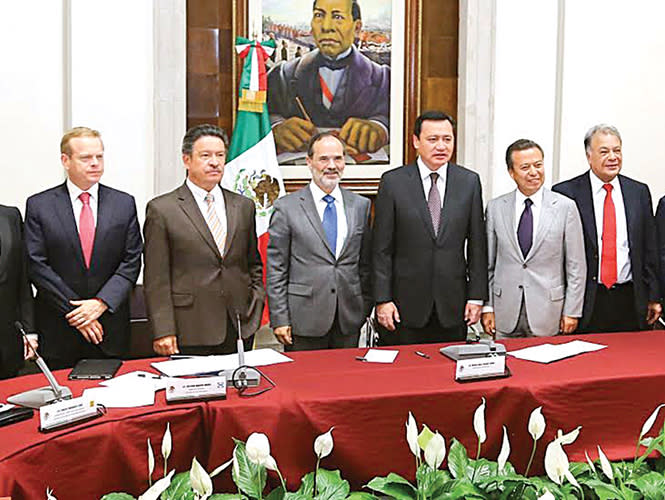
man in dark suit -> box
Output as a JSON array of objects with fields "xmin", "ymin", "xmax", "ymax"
[
  {"xmin": 372, "ymin": 110, "xmax": 488, "ymax": 345},
  {"xmin": 25, "ymin": 127, "xmax": 143, "ymax": 368},
  {"xmin": 143, "ymin": 125, "xmax": 265, "ymax": 356},
  {"xmin": 655, "ymin": 196, "xmax": 665, "ymax": 301},
  {"xmin": 267, "ymin": 132, "xmax": 372, "ymax": 350},
  {"xmin": 0, "ymin": 205, "xmax": 36, "ymax": 378},
  {"xmin": 553, "ymin": 124, "xmax": 660, "ymax": 332}
]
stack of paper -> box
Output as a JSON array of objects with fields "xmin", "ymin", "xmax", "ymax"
[{"xmin": 509, "ymin": 340, "xmax": 607, "ymax": 363}]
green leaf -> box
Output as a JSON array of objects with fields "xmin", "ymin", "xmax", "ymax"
[
  {"xmin": 265, "ymin": 486, "xmax": 285, "ymax": 500},
  {"xmin": 431, "ymin": 479, "xmax": 485, "ymax": 499},
  {"xmin": 628, "ymin": 471, "xmax": 665, "ymax": 500},
  {"xmin": 365, "ymin": 473, "xmax": 417, "ymax": 500},
  {"xmin": 99, "ymin": 494, "xmax": 136, "ymax": 500},
  {"xmin": 584, "ymin": 479, "xmax": 624, "ymax": 500},
  {"xmin": 309, "ymin": 469, "xmax": 350, "ymax": 500},
  {"xmin": 210, "ymin": 495, "xmax": 247, "ymax": 500},
  {"xmin": 447, "ymin": 439, "xmax": 470, "ymax": 480},
  {"xmin": 345, "ymin": 493, "xmax": 380, "ymax": 499},
  {"xmin": 232, "ymin": 440, "xmax": 267, "ymax": 499},
  {"xmin": 417, "ymin": 424, "xmax": 436, "ymax": 452},
  {"xmin": 161, "ymin": 471, "xmax": 195, "ymax": 500},
  {"xmin": 415, "ymin": 463, "xmax": 451, "ymax": 498}
]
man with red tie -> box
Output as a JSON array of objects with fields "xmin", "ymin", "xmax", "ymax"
[
  {"xmin": 25, "ymin": 127, "xmax": 142, "ymax": 368},
  {"xmin": 553, "ymin": 124, "xmax": 661, "ymax": 332}
]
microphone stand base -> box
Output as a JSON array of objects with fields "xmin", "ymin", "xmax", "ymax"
[{"xmin": 7, "ymin": 386, "xmax": 73, "ymax": 409}]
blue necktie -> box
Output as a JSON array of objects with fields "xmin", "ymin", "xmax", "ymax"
[
  {"xmin": 322, "ymin": 194, "xmax": 337, "ymax": 255},
  {"xmin": 517, "ymin": 198, "xmax": 533, "ymax": 258}
]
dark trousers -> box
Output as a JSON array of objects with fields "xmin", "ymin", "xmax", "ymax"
[
  {"xmin": 379, "ymin": 306, "xmax": 467, "ymax": 346},
  {"xmin": 180, "ymin": 318, "xmax": 254, "ymax": 356},
  {"xmin": 583, "ymin": 282, "xmax": 640, "ymax": 333},
  {"xmin": 286, "ymin": 313, "xmax": 359, "ymax": 352}
]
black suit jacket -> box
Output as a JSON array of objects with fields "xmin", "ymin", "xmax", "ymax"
[
  {"xmin": 25, "ymin": 183, "xmax": 142, "ymax": 363},
  {"xmin": 553, "ymin": 172, "xmax": 659, "ymax": 329},
  {"xmin": 372, "ymin": 162, "xmax": 488, "ymax": 329},
  {"xmin": 653, "ymin": 195, "xmax": 665, "ymax": 304},
  {"xmin": 0, "ymin": 206, "xmax": 34, "ymax": 377}
]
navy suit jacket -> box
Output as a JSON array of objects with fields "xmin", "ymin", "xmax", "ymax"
[
  {"xmin": 553, "ymin": 172, "xmax": 659, "ymax": 329},
  {"xmin": 25, "ymin": 183, "xmax": 142, "ymax": 361},
  {"xmin": 654, "ymin": 195, "xmax": 665, "ymax": 302}
]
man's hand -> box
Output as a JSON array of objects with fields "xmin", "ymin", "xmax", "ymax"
[
  {"xmin": 153, "ymin": 335, "xmax": 179, "ymax": 356},
  {"xmin": 23, "ymin": 335, "xmax": 39, "ymax": 360},
  {"xmin": 376, "ymin": 301, "xmax": 400, "ymax": 331},
  {"xmin": 559, "ymin": 315, "xmax": 579, "ymax": 334},
  {"xmin": 481, "ymin": 312, "xmax": 496, "ymax": 338},
  {"xmin": 273, "ymin": 325, "xmax": 293, "ymax": 345},
  {"xmin": 339, "ymin": 118, "xmax": 388, "ymax": 154},
  {"xmin": 464, "ymin": 303, "xmax": 482, "ymax": 326},
  {"xmin": 646, "ymin": 301, "xmax": 662, "ymax": 325},
  {"xmin": 66, "ymin": 298, "xmax": 108, "ymax": 328},
  {"xmin": 77, "ymin": 319, "xmax": 104, "ymax": 344},
  {"xmin": 273, "ymin": 118, "xmax": 317, "ymax": 153}
]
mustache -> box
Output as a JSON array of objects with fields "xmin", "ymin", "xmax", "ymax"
[{"xmin": 322, "ymin": 169, "xmax": 341, "ymax": 175}]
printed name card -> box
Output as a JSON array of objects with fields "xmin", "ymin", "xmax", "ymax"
[
  {"xmin": 39, "ymin": 396, "xmax": 101, "ymax": 431},
  {"xmin": 455, "ymin": 355, "xmax": 506, "ymax": 381},
  {"xmin": 165, "ymin": 376, "xmax": 227, "ymax": 402}
]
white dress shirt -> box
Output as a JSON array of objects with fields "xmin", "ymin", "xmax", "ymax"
[
  {"xmin": 514, "ymin": 186, "xmax": 544, "ymax": 244},
  {"xmin": 67, "ymin": 179, "xmax": 99, "ymax": 231},
  {"xmin": 186, "ymin": 179, "xmax": 227, "ymax": 240},
  {"xmin": 589, "ymin": 171, "xmax": 631, "ymax": 283},
  {"xmin": 418, "ymin": 157, "xmax": 446, "ymax": 208},
  {"xmin": 310, "ymin": 182, "xmax": 347, "ymax": 259}
]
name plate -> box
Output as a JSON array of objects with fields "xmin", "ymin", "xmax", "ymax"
[
  {"xmin": 39, "ymin": 396, "xmax": 101, "ymax": 431},
  {"xmin": 455, "ymin": 355, "xmax": 506, "ymax": 381},
  {"xmin": 165, "ymin": 376, "xmax": 226, "ymax": 403}
]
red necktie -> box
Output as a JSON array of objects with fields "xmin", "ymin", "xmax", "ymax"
[
  {"xmin": 79, "ymin": 192, "xmax": 95, "ymax": 268},
  {"xmin": 600, "ymin": 183, "xmax": 617, "ymax": 289}
]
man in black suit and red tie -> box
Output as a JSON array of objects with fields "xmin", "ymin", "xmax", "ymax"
[
  {"xmin": 372, "ymin": 110, "xmax": 488, "ymax": 345},
  {"xmin": 553, "ymin": 124, "xmax": 661, "ymax": 332},
  {"xmin": 25, "ymin": 127, "xmax": 143, "ymax": 368}
]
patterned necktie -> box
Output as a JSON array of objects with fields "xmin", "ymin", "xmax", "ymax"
[
  {"xmin": 204, "ymin": 193, "xmax": 226, "ymax": 255},
  {"xmin": 427, "ymin": 172, "xmax": 441, "ymax": 235},
  {"xmin": 517, "ymin": 198, "xmax": 533, "ymax": 258},
  {"xmin": 78, "ymin": 192, "xmax": 95, "ymax": 268},
  {"xmin": 322, "ymin": 194, "xmax": 337, "ymax": 255},
  {"xmin": 600, "ymin": 183, "xmax": 617, "ymax": 288}
]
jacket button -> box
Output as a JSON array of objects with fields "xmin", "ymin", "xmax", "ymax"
[
  {"xmin": 522, "ymin": 264, "xmax": 527, "ymax": 269},
  {"xmin": 518, "ymin": 285, "xmax": 523, "ymax": 289},
  {"xmin": 331, "ymin": 288, "xmax": 336, "ymax": 293}
]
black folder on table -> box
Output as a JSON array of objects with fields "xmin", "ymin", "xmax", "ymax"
[{"xmin": 68, "ymin": 359, "xmax": 123, "ymax": 380}]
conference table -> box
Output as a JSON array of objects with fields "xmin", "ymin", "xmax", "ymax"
[{"xmin": 1, "ymin": 331, "xmax": 664, "ymax": 499}]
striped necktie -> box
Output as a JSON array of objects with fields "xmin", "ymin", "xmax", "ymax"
[{"xmin": 204, "ymin": 193, "xmax": 226, "ymax": 255}]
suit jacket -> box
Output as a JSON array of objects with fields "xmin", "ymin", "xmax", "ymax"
[
  {"xmin": 485, "ymin": 189, "xmax": 586, "ymax": 336},
  {"xmin": 0, "ymin": 206, "xmax": 34, "ymax": 376},
  {"xmin": 266, "ymin": 186, "xmax": 372, "ymax": 337},
  {"xmin": 553, "ymin": 172, "xmax": 659, "ymax": 329},
  {"xmin": 25, "ymin": 183, "xmax": 142, "ymax": 361},
  {"xmin": 267, "ymin": 46, "xmax": 390, "ymax": 130},
  {"xmin": 372, "ymin": 162, "xmax": 488, "ymax": 329},
  {"xmin": 143, "ymin": 183, "xmax": 265, "ymax": 346},
  {"xmin": 655, "ymin": 195, "xmax": 665, "ymax": 300}
]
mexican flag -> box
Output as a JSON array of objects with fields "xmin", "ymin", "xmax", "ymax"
[{"xmin": 223, "ymin": 37, "xmax": 285, "ymax": 326}]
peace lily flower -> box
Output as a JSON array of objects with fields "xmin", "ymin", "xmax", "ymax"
[
  {"xmin": 210, "ymin": 456, "xmax": 235, "ymax": 478},
  {"xmin": 585, "ymin": 451, "xmax": 596, "ymax": 474},
  {"xmin": 497, "ymin": 426, "xmax": 510, "ymax": 472},
  {"xmin": 528, "ymin": 406, "xmax": 546, "ymax": 441},
  {"xmin": 190, "ymin": 457, "xmax": 213, "ymax": 499},
  {"xmin": 147, "ymin": 438, "xmax": 155, "ymax": 486},
  {"xmin": 597, "ymin": 446, "xmax": 613, "ymax": 481},
  {"xmin": 246, "ymin": 433, "xmax": 271, "ymax": 465},
  {"xmin": 139, "ymin": 469, "xmax": 175, "ymax": 500},
  {"xmin": 405, "ymin": 412, "xmax": 420, "ymax": 459},
  {"xmin": 639, "ymin": 403, "xmax": 665, "ymax": 440},
  {"xmin": 424, "ymin": 431, "xmax": 446, "ymax": 470},
  {"xmin": 543, "ymin": 427, "xmax": 581, "ymax": 488},
  {"xmin": 161, "ymin": 423, "xmax": 172, "ymax": 477},
  {"xmin": 314, "ymin": 427, "xmax": 335, "ymax": 459},
  {"xmin": 46, "ymin": 488, "xmax": 57, "ymax": 500},
  {"xmin": 473, "ymin": 397, "xmax": 487, "ymax": 445},
  {"xmin": 538, "ymin": 490, "xmax": 555, "ymax": 500}
]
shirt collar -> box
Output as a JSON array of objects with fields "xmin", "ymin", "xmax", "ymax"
[
  {"xmin": 417, "ymin": 157, "xmax": 447, "ymax": 181},
  {"xmin": 186, "ymin": 178, "xmax": 224, "ymax": 204},
  {"xmin": 67, "ymin": 178, "xmax": 99, "ymax": 203},
  {"xmin": 309, "ymin": 181, "xmax": 342, "ymax": 203},
  {"xmin": 515, "ymin": 186, "xmax": 544, "ymax": 208},
  {"xmin": 321, "ymin": 46, "xmax": 353, "ymax": 62},
  {"xmin": 589, "ymin": 169, "xmax": 620, "ymax": 195}
]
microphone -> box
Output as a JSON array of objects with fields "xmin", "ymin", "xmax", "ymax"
[
  {"xmin": 8, "ymin": 322, "xmax": 73, "ymax": 408},
  {"xmin": 236, "ymin": 312, "xmax": 245, "ymax": 367}
]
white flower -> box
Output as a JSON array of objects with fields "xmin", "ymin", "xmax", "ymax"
[
  {"xmin": 640, "ymin": 404, "xmax": 665, "ymax": 439},
  {"xmin": 597, "ymin": 446, "xmax": 613, "ymax": 480},
  {"xmin": 424, "ymin": 431, "xmax": 446, "ymax": 469},
  {"xmin": 263, "ymin": 454, "xmax": 278, "ymax": 471},
  {"xmin": 161, "ymin": 423, "xmax": 172, "ymax": 461},
  {"xmin": 210, "ymin": 457, "xmax": 234, "ymax": 478},
  {"xmin": 528, "ymin": 406, "xmax": 546, "ymax": 441},
  {"xmin": 544, "ymin": 430, "xmax": 580, "ymax": 488},
  {"xmin": 139, "ymin": 470, "xmax": 175, "ymax": 500},
  {"xmin": 473, "ymin": 397, "xmax": 486, "ymax": 444},
  {"xmin": 190, "ymin": 457, "xmax": 213, "ymax": 499},
  {"xmin": 558, "ymin": 426, "xmax": 581, "ymax": 446},
  {"xmin": 314, "ymin": 427, "xmax": 334, "ymax": 459},
  {"xmin": 497, "ymin": 426, "xmax": 510, "ymax": 471},
  {"xmin": 246, "ymin": 433, "xmax": 271, "ymax": 465},
  {"xmin": 147, "ymin": 438, "xmax": 155, "ymax": 481},
  {"xmin": 406, "ymin": 412, "xmax": 420, "ymax": 458},
  {"xmin": 538, "ymin": 490, "xmax": 555, "ymax": 500},
  {"xmin": 46, "ymin": 488, "xmax": 57, "ymax": 500},
  {"xmin": 585, "ymin": 451, "xmax": 595, "ymax": 472}
]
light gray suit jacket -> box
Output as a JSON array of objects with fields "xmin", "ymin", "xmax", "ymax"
[
  {"xmin": 485, "ymin": 188, "xmax": 586, "ymax": 336},
  {"xmin": 267, "ymin": 186, "xmax": 372, "ymax": 337}
]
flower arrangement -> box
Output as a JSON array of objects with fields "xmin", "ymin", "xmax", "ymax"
[{"xmin": 47, "ymin": 400, "xmax": 665, "ymax": 499}]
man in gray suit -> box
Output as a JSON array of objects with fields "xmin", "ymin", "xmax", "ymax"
[
  {"xmin": 481, "ymin": 139, "xmax": 586, "ymax": 338},
  {"xmin": 267, "ymin": 132, "xmax": 372, "ymax": 350}
]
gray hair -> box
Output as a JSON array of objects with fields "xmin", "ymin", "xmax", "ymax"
[{"xmin": 584, "ymin": 124, "xmax": 622, "ymax": 153}]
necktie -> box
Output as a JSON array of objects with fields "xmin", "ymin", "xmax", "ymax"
[
  {"xmin": 322, "ymin": 194, "xmax": 337, "ymax": 256},
  {"xmin": 517, "ymin": 198, "xmax": 533, "ymax": 258},
  {"xmin": 600, "ymin": 183, "xmax": 617, "ymax": 288},
  {"xmin": 427, "ymin": 172, "xmax": 441, "ymax": 235},
  {"xmin": 79, "ymin": 192, "xmax": 95, "ymax": 268},
  {"xmin": 204, "ymin": 193, "xmax": 226, "ymax": 255}
]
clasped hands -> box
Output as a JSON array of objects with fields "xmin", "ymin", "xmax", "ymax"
[{"xmin": 65, "ymin": 298, "xmax": 108, "ymax": 345}]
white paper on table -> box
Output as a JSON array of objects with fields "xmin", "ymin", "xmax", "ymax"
[
  {"xmin": 83, "ymin": 386, "xmax": 155, "ymax": 408},
  {"xmin": 150, "ymin": 348, "xmax": 293, "ymax": 377},
  {"xmin": 363, "ymin": 349, "xmax": 399, "ymax": 363},
  {"xmin": 100, "ymin": 371, "xmax": 167, "ymax": 391},
  {"xmin": 508, "ymin": 340, "xmax": 607, "ymax": 363}
]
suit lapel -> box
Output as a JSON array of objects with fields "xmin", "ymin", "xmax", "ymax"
[
  {"xmin": 578, "ymin": 172, "xmax": 598, "ymax": 251},
  {"xmin": 406, "ymin": 164, "xmax": 437, "ymax": 240},
  {"xmin": 55, "ymin": 183, "xmax": 86, "ymax": 268},
  {"xmin": 499, "ymin": 191, "xmax": 522, "ymax": 258},
  {"xmin": 528, "ymin": 189, "xmax": 557, "ymax": 259},
  {"xmin": 222, "ymin": 189, "xmax": 239, "ymax": 259},
  {"xmin": 337, "ymin": 188, "xmax": 356, "ymax": 259},
  {"xmin": 90, "ymin": 185, "xmax": 111, "ymax": 268},
  {"xmin": 438, "ymin": 163, "xmax": 461, "ymax": 242},
  {"xmin": 299, "ymin": 187, "xmax": 336, "ymax": 259},
  {"xmin": 176, "ymin": 184, "xmax": 222, "ymax": 259},
  {"xmin": 0, "ymin": 212, "xmax": 11, "ymax": 276},
  {"xmin": 619, "ymin": 175, "xmax": 637, "ymax": 252}
]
